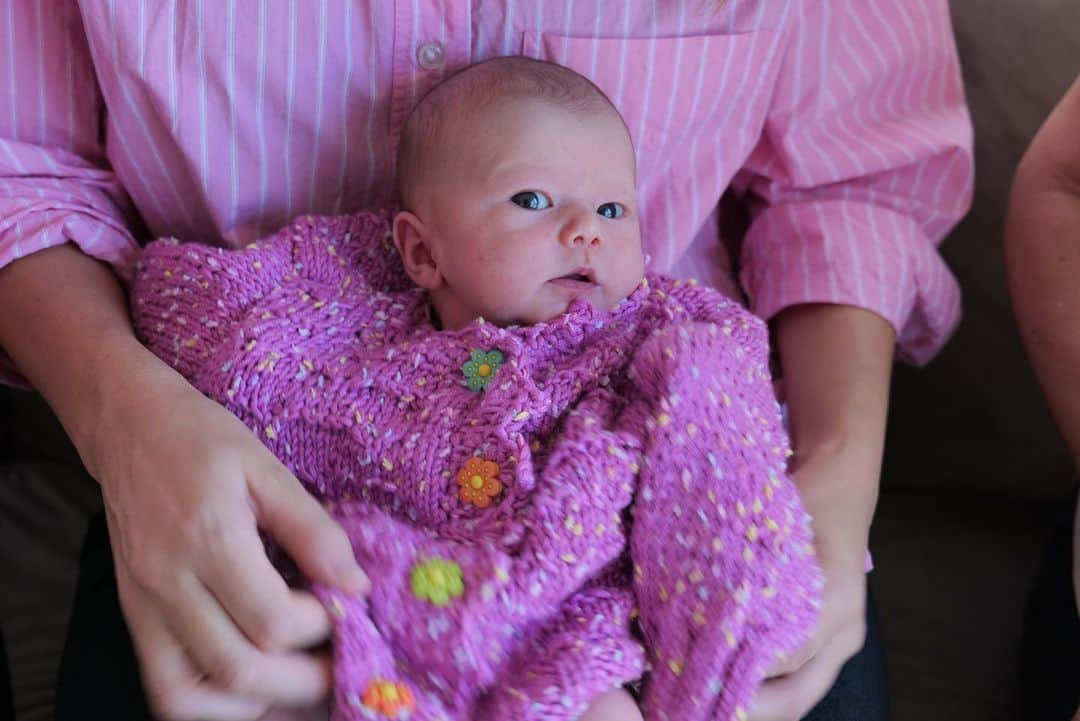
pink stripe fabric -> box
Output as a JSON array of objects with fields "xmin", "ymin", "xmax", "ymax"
[{"xmin": 0, "ymin": 0, "xmax": 973, "ymax": 371}]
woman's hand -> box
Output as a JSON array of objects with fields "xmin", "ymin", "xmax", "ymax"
[
  {"xmin": 0, "ymin": 244, "xmax": 369, "ymax": 721},
  {"xmin": 90, "ymin": 362, "xmax": 369, "ymax": 720}
]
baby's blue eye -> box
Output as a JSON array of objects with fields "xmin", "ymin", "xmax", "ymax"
[
  {"xmin": 597, "ymin": 202, "xmax": 625, "ymax": 219},
  {"xmin": 510, "ymin": 191, "xmax": 552, "ymax": 210}
]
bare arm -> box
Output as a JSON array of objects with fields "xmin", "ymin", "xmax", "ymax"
[
  {"xmin": 776, "ymin": 304, "xmax": 892, "ymax": 575},
  {"xmin": 0, "ymin": 244, "xmax": 158, "ymax": 458},
  {"xmin": 1005, "ymin": 73, "xmax": 1080, "ymax": 611},
  {"xmin": 1006, "ymin": 75, "xmax": 1080, "ymax": 470},
  {"xmin": 741, "ymin": 5, "xmax": 969, "ymax": 717}
]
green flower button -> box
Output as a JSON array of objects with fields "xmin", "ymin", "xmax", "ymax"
[
  {"xmin": 462, "ymin": 349, "xmax": 504, "ymax": 391},
  {"xmin": 410, "ymin": 558, "xmax": 464, "ymax": 607}
]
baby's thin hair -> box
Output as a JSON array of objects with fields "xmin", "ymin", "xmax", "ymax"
[{"xmin": 395, "ymin": 56, "xmax": 628, "ymax": 209}]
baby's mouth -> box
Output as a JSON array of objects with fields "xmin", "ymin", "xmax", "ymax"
[
  {"xmin": 549, "ymin": 269, "xmax": 598, "ymax": 297},
  {"xmin": 552, "ymin": 267, "xmax": 597, "ymax": 285}
]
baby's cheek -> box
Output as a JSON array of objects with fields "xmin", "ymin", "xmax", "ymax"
[
  {"xmin": 617, "ymin": 252, "xmax": 646, "ymax": 294},
  {"xmin": 498, "ymin": 265, "xmax": 537, "ymax": 294},
  {"xmin": 475, "ymin": 250, "xmax": 524, "ymax": 286},
  {"xmin": 476, "ymin": 268, "xmax": 538, "ymax": 320},
  {"xmin": 461, "ymin": 253, "xmax": 509, "ymax": 294}
]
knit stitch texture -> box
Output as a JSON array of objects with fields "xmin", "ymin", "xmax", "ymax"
[{"xmin": 131, "ymin": 211, "xmax": 822, "ymax": 721}]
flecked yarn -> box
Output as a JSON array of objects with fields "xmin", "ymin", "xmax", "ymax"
[{"xmin": 131, "ymin": 211, "xmax": 822, "ymax": 721}]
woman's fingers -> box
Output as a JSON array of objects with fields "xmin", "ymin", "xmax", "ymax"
[
  {"xmin": 196, "ymin": 516, "xmax": 333, "ymax": 651},
  {"xmin": 749, "ymin": 622, "xmax": 865, "ymax": 721},
  {"xmin": 252, "ymin": 468, "xmax": 369, "ymax": 594},
  {"xmin": 117, "ymin": 563, "xmax": 271, "ymax": 721},
  {"xmin": 155, "ymin": 571, "xmax": 332, "ymax": 706},
  {"xmin": 766, "ymin": 628, "xmax": 824, "ymax": 678},
  {"xmin": 96, "ymin": 388, "xmax": 347, "ymax": 720}
]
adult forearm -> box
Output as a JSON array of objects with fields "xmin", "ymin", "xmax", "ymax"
[
  {"xmin": 1005, "ymin": 161, "xmax": 1080, "ymax": 468},
  {"xmin": 773, "ymin": 303, "xmax": 895, "ymax": 566},
  {"xmin": 0, "ymin": 243, "xmax": 176, "ymax": 476}
]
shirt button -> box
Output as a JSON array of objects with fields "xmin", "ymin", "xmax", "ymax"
[{"xmin": 416, "ymin": 42, "xmax": 445, "ymax": 71}]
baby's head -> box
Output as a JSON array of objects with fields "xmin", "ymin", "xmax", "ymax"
[{"xmin": 392, "ymin": 56, "xmax": 645, "ymax": 330}]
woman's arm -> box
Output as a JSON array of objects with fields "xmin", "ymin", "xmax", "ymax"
[
  {"xmin": 0, "ymin": 3, "xmax": 366, "ymax": 715},
  {"xmin": 0, "ymin": 244, "xmax": 368, "ymax": 719},
  {"xmin": 0, "ymin": 2, "xmax": 373, "ymax": 716},
  {"xmin": 736, "ymin": 4, "xmax": 971, "ymax": 719},
  {"xmin": 1004, "ymin": 73, "xmax": 1080, "ymax": 611},
  {"xmin": 776, "ymin": 305, "xmax": 893, "ymax": 576},
  {"xmin": 1005, "ymin": 75, "xmax": 1080, "ymax": 471}
]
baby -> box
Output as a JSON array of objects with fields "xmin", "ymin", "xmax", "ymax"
[{"xmin": 131, "ymin": 57, "xmax": 821, "ymax": 721}]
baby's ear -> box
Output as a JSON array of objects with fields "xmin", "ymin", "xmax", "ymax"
[{"xmin": 392, "ymin": 211, "xmax": 443, "ymax": 291}]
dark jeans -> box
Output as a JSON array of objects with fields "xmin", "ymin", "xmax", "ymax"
[
  {"xmin": 1, "ymin": 625, "xmax": 12, "ymax": 721},
  {"xmin": 56, "ymin": 511, "xmax": 889, "ymax": 721},
  {"xmin": 1019, "ymin": 493, "xmax": 1080, "ymax": 721}
]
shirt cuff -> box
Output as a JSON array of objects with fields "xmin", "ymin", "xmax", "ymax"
[{"xmin": 739, "ymin": 200, "xmax": 961, "ymax": 366}]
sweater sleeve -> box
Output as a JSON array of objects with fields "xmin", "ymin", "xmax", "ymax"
[
  {"xmin": 131, "ymin": 211, "xmax": 403, "ymax": 381},
  {"xmin": 130, "ymin": 220, "xmax": 302, "ymax": 381},
  {"xmin": 624, "ymin": 306, "xmax": 823, "ymax": 721}
]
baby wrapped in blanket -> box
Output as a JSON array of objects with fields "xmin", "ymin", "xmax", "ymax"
[{"xmin": 131, "ymin": 57, "xmax": 821, "ymax": 721}]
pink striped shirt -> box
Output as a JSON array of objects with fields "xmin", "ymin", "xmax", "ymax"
[{"xmin": 0, "ymin": 0, "xmax": 972, "ymax": 373}]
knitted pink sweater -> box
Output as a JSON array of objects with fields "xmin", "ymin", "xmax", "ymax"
[{"xmin": 131, "ymin": 211, "xmax": 822, "ymax": 721}]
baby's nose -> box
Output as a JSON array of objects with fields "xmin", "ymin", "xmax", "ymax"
[{"xmin": 560, "ymin": 211, "xmax": 602, "ymax": 248}]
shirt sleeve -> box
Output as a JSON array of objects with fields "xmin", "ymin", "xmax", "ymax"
[
  {"xmin": 0, "ymin": 0, "xmax": 143, "ymax": 383},
  {"xmin": 735, "ymin": 1, "xmax": 974, "ymax": 365}
]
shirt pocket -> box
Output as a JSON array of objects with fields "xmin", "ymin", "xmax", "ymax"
[{"xmin": 521, "ymin": 30, "xmax": 785, "ymax": 178}]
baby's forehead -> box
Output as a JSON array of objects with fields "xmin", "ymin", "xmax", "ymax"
[
  {"xmin": 419, "ymin": 58, "xmax": 629, "ymax": 143},
  {"xmin": 448, "ymin": 99, "xmax": 634, "ymax": 173},
  {"xmin": 397, "ymin": 57, "xmax": 634, "ymax": 204}
]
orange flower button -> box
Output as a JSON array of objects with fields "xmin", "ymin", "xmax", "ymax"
[
  {"xmin": 362, "ymin": 679, "xmax": 416, "ymax": 718},
  {"xmin": 456, "ymin": 457, "xmax": 503, "ymax": 508}
]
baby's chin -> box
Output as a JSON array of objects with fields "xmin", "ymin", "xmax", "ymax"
[
  {"xmin": 447, "ymin": 285, "xmax": 635, "ymax": 329},
  {"xmin": 477, "ymin": 302, "xmax": 589, "ymax": 329},
  {"xmin": 527, "ymin": 291, "xmax": 630, "ymax": 326}
]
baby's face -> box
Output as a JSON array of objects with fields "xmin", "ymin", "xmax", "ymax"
[{"xmin": 408, "ymin": 99, "xmax": 645, "ymax": 330}]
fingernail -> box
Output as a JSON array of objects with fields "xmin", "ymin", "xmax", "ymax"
[{"xmin": 337, "ymin": 564, "xmax": 370, "ymax": 594}]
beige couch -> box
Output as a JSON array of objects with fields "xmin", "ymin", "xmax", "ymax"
[{"xmin": 2, "ymin": 3, "xmax": 1079, "ymax": 720}]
